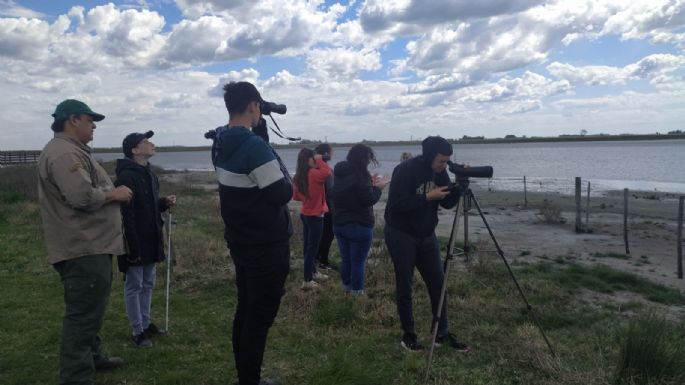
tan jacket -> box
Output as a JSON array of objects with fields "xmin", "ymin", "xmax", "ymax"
[{"xmin": 38, "ymin": 133, "xmax": 125, "ymax": 264}]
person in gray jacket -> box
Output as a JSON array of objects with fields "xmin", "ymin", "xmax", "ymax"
[{"xmin": 38, "ymin": 99, "xmax": 132, "ymax": 384}]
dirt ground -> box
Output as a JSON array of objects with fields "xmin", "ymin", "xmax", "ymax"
[{"xmin": 431, "ymin": 188, "xmax": 685, "ymax": 292}]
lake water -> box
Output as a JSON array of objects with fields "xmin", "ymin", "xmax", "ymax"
[{"xmin": 94, "ymin": 139, "xmax": 685, "ymax": 196}]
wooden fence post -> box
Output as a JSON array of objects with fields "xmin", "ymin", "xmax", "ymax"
[
  {"xmin": 678, "ymin": 196, "xmax": 683, "ymax": 279},
  {"xmin": 523, "ymin": 176, "xmax": 528, "ymax": 208},
  {"xmin": 575, "ymin": 177, "xmax": 582, "ymax": 233},
  {"xmin": 624, "ymin": 188, "xmax": 630, "ymax": 255},
  {"xmin": 585, "ymin": 181, "xmax": 591, "ymax": 231}
]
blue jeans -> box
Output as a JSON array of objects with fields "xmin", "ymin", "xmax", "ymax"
[
  {"xmin": 333, "ymin": 223, "xmax": 373, "ymax": 292},
  {"xmin": 124, "ymin": 263, "xmax": 156, "ymax": 335},
  {"xmin": 300, "ymin": 214, "xmax": 324, "ymax": 282}
]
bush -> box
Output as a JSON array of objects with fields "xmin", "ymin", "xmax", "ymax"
[
  {"xmin": 0, "ymin": 165, "xmax": 38, "ymax": 203},
  {"xmin": 614, "ymin": 313, "xmax": 685, "ymax": 385},
  {"xmin": 535, "ymin": 199, "xmax": 565, "ymax": 224}
]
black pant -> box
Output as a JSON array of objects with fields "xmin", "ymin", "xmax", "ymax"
[
  {"xmin": 230, "ymin": 244, "xmax": 290, "ymax": 385},
  {"xmin": 384, "ymin": 225, "xmax": 448, "ymax": 337},
  {"xmin": 317, "ymin": 211, "xmax": 334, "ymax": 265}
]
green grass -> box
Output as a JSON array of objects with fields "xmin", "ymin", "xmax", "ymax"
[
  {"xmin": 2, "ymin": 172, "xmax": 685, "ymax": 385},
  {"xmin": 525, "ymin": 264, "xmax": 685, "ymax": 306}
]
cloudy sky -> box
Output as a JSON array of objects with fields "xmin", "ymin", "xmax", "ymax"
[{"xmin": 2, "ymin": 0, "xmax": 685, "ymax": 150}]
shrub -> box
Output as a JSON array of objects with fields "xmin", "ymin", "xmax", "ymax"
[
  {"xmin": 535, "ymin": 199, "xmax": 565, "ymax": 224},
  {"xmin": 614, "ymin": 313, "xmax": 685, "ymax": 385}
]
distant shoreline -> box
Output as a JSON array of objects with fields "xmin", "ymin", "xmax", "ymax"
[
  {"xmin": 2, "ymin": 133, "xmax": 683, "ymax": 154},
  {"xmin": 89, "ymin": 133, "xmax": 685, "ymax": 153}
]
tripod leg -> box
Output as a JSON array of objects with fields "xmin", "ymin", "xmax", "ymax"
[
  {"xmin": 463, "ymin": 194, "xmax": 470, "ymax": 261},
  {"xmin": 424, "ymin": 194, "xmax": 464, "ymax": 385},
  {"xmin": 468, "ymin": 190, "xmax": 556, "ymax": 357}
]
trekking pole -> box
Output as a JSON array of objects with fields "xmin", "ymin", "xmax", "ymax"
[{"xmin": 164, "ymin": 209, "xmax": 172, "ymax": 333}]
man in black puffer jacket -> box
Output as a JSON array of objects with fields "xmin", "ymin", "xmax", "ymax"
[{"xmin": 115, "ymin": 130, "xmax": 176, "ymax": 348}]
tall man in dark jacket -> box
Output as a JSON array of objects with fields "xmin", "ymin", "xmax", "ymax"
[
  {"xmin": 115, "ymin": 131, "xmax": 176, "ymax": 348},
  {"xmin": 384, "ymin": 136, "xmax": 470, "ymax": 352},
  {"xmin": 210, "ymin": 81, "xmax": 292, "ymax": 385}
]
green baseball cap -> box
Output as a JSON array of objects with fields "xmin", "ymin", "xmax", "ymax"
[{"xmin": 52, "ymin": 99, "xmax": 105, "ymax": 122}]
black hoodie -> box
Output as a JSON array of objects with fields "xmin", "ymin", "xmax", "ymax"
[
  {"xmin": 114, "ymin": 158, "xmax": 169, "ymax": 267},
  {"xmin": 331, "ymin": 161, "xmax": 382, "ymax": 227},
  {"xmin": 384, "ymin": 155, "xmax": 459, "ymax": 238}
]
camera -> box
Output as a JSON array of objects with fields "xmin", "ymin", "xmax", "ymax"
[
  {"xmin": 447, "ymin": 161, "xmax": 493, "ymax": 178},
  {"xmin": 261, "ymin": 101, "xmax": 287, "ymax": 115}
]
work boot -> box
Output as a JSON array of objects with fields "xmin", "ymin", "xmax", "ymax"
[{"xmin": 93, "ymin": 355, "xmax": 124, "ymax": 370}]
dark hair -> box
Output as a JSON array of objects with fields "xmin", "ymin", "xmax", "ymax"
[
  {"xmin": 51, "ymin": 113, "xmax": 84, "ymax": 133},
  {"xmin": 223, "ymin": 81, "xmax": 262, "ymax": 115},
  {"xmin": 293, "ymin": 147, "xmax": 315, "ymax": 198},
  {"xmin": 421, "ymin": 136, "xmax": 452, "ymax": 162},
  {"xmin": 51, "ymin": 117, "xmax": 67, "ymax": 132},
  {"xmin": 314, "ymin": 143, "xmax": 331, "ymax": 156},
  {"xmin": 346, "ymin": 144, "xmax": 377, "ymax": 181}
]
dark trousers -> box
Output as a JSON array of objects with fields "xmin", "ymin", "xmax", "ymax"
[
  {"xmin": 317, "ymin": 212, "xmax": 334, "ymax": 265},
  {"xmin": 300, "ymin": 214, "xmax": 323, "ymax": 281},
  {"xmin": 230, "ymin": 244, "xmax": 290, "ymax": 385},
  {"xmin": 53, "ymin": 254, "xmax": 113, "ymax": 385},
  {"xmin": 384, "ymin": 225, "xmax": 448, "ymax": 337}
]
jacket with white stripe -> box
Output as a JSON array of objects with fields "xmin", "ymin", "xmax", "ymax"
[{"xmin": 211, "ymin": 125, "xmax": 293, "ymax": 248}]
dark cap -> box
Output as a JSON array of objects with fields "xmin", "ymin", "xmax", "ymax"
[
  {"xmin": 123, "ymin": 130, "xmax": 154, "ymax": 158},
  {"xmin": 52, "ymin": 99, "xmax": 105, "ymax": 121}
]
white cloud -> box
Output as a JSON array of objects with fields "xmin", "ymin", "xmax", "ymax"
[
  {"xmin": 2, "ymin": 0, "xmax": 685, "ymax": 150},
  {"xmin": 548, "ymin": 53, "xmax": 685, "ymax": 85},
  {"xmin": 0, "ymin": 0, "xmax": 44, "ymax": 18},
  {"xmin": 306, "ymin": 48, "xmax": 382, "ymax": 80}
]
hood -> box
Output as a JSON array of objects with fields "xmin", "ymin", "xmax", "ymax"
[
  {"xmin": 115, "ymin": 157, "xmax": 148, "ymax": 176},
  {"xmin": 333, "ymin": 160, "xmax": 356, "ymax": 178},
  {"xmin": 212, "ymin": 125, "xmax": 255, "ymax": 163}
]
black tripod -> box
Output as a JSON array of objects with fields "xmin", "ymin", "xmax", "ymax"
[{"xmin": 423, "ymin": 179, "xmax": 555, "ymax": 384}]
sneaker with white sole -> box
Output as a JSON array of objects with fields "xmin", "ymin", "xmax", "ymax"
[
  {"xmin": 400, "ymin": 333, "xmax": 424, "ymax": 352},
  {"xmin": 434, "ymin": 332, "xmax": 470, "ymax": 352},
  {"xmin": 301, "ymin": 280, "xmax": 320, "ymax": 290},
  {"xmin": 313, "ymin": 271, "xmax": 329, "ymax": 281}
]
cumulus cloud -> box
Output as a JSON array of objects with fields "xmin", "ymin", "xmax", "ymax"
[
  {"xmin": 306, "ymin": 48, "xmax": 382, "ymax": 80},
  {"xmin": 360, "ymin": 0, "xmax": 544, "ymax": 32},
  {"xmin": 0, "ymin": 0, "xmax": 44, "ymax": 18},
  {"xmin": 548, "ymin": 53, "xmax": 685, "ymax": 85}
]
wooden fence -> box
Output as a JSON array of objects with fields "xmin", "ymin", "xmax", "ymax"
[{"xmin": 0, "ymin": 151, "xmax": 40, "ymax": 165}]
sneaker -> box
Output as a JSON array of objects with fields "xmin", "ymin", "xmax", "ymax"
[
  {"xmin": 132, "ymin": 333, "xmax": 153, "ymax": 348},
  {"xmin": 318, "ymin": 262, "xmax": 336, "ymax": 271},
  {"xmin": 400, "ymin": 333, "xmax": 425, "ymax": 352},
  {"xmin": 259, "ymin": 378, "xmax": 281, "ymax": 385},
  {"xmin": 313, "ymin": 271, "xmax": 329, "ymax": 281},
  {"xmin": 301, "ymin": 280, "xmax": 320, "ymax": 290},
  {"xmin": 434, "ymin": 332, "xmax": 470, "ymax": 352},
  {"xmin": 143, "ymin": 323, "xmax": 165, "ymax": 338},
  {"xmin": 93, "ymin": 355, "xmax": 124, "ymax": 371}
]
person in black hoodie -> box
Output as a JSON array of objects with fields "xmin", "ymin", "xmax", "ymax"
[
  {"xmin": 115, "ymin": 130, "xmax": 176, "ymax": 348},
  {"xmin": 331, "ymin": 144, "xmax": 386, "ymax": 295},
  {"xmin": 384, "ymin": 136, "xmax": 470, "ymax": 353}
]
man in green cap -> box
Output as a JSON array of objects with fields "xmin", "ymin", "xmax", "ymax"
[{"xmin": 38, "ymin": 99, "xmax": 133, "ymax": 384}]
